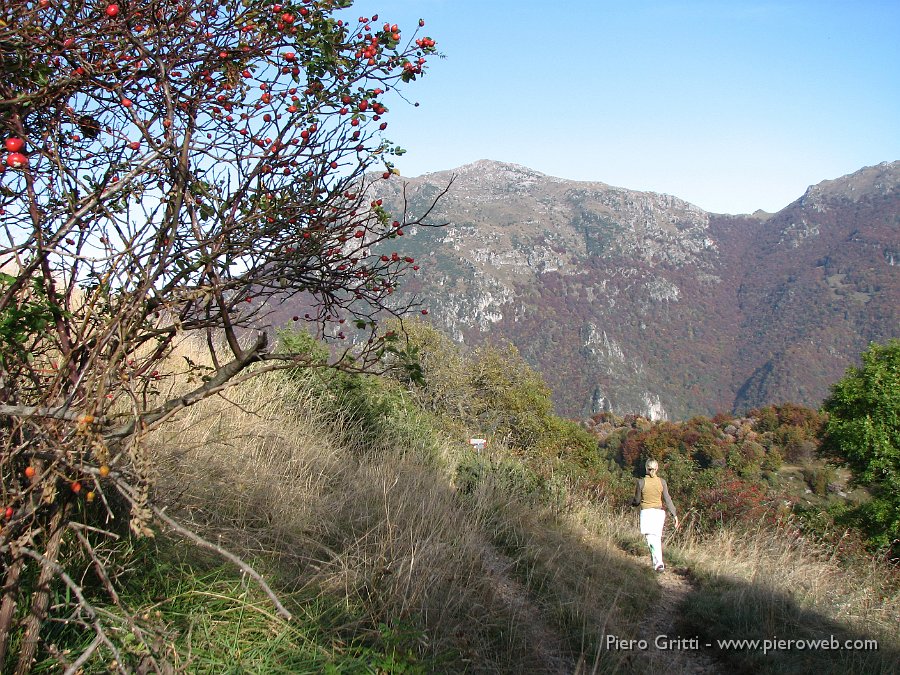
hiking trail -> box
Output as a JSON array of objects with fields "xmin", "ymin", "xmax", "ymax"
[
  {"xmin": 631, "ymin": 557, "xmax": 721, "ymax": 674},
  {"xmin": 480, "ymin": 545, "xmax": 580, "ymax": 674},
  {"xmin": 479, "ymin": 531, "xmax": 723, "ymax": 674}
]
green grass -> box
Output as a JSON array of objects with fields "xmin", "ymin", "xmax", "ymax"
[{"xmin": 23, "ymin": 539, "xmax": 434, "ymax": 674}]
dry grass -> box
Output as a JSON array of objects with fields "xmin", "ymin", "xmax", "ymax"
[
  {"xmin": 669, "ymin": 519, "xmax": 900, "ymax": 673},
  {"xmin": 676, "ymin": 521, "xmax": 899, "ymax": 639},
  {"xmin": 144, "ymin": 342, "xmax": 542, "ymax": 670},
  {"xmin": 136, "ymin": 336, "xmax": 899, "ymax": 673}
]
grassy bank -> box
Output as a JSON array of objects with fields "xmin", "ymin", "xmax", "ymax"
[{"xmin": 13, "ymin": 336, "xmax": 899, "ymax": 673}]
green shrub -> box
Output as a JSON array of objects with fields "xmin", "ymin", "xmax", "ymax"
[
  {"xmin": 821, "ymin": 339, "xmax": 900, "ymax": 554},
  {"xmin": 277, "ymin": 327, "xmax": 442, "ymax": 458},
  {"xmin": 760, "ymin": 444, "xmax": 784, "ymax": 472},
  {"xmin": 455, "ymin": 454, "xmax": 547, "ymax": 502},
  {"xmin": 803, "ymin": 463, "xmax": 838, "ymax": 497}
]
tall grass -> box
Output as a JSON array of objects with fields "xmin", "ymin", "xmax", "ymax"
[
  {"xmin": 146, "ymin": 347, "xmax": 546, "ymax": 671},
  {"xmin": 31, "ymin": 335, "xmax": 896, "ymax": 673},
  {"xmin": 670, "ymin": 519, "xmax": 900, "ymax": 673}
]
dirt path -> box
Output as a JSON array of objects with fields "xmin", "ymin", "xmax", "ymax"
[
  {"xmin": 479, "ymin": 533, "xmax": 722, "ymax": 674},
  {"xmin": 480, "ymin": 545, "xmax": 580, "ymax": 675},
  {"xmin": 634, "ymin": 562, "xmax": 721, "ymax": 674}
]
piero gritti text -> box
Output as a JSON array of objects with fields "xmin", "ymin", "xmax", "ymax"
[{"xmin": 604, "ymin": 634, "xmax": 879, "ymax": 653}]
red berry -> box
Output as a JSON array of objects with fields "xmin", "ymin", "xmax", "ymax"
[
  {"xmin": 71, "ymin": 481, "xmax": 82, "ymax": 494},
  {"xmin": 106, "ymin": 4, "xmax": 119, "ymax": 17},
  {"xmin": 4, "ymin": 506, "xmax": 13, "ymax": 519},
  {"xmin": 6, "ymin": 152, "xmax": 28, "ymax": 168},
  {"xmin": 4, "ymin": 138, "xmax": 24, "ymax": 152}
]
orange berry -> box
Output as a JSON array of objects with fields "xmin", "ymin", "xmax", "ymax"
[
  {"xmin": 24, "ymin": 466, "xmax": 36, "ymax": 479},
  {"xmin": 71, "ymin": 481, "xmax": 82, "ymax": 493},
  {"xmin": 99, "ymin": 465, "xmax": 110, "ymax": 478}
]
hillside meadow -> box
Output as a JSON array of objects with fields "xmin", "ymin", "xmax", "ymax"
[{"xmin": 6, "ymin": 328, "xmax": 899, "ymax": 673}]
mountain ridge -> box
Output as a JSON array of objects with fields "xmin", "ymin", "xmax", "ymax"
[
  {"xmin": 401, "ymin": 158, "xmax": 900, "ymax": 216},
  {"xmin": 387, "ymin": 159, "xmax": 899, "ymax": 418},
  {"xmin": 276, "ymin": 159, "xmax": 899, "ymax": 419}
]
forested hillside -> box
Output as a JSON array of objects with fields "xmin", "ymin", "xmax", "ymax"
[{"xmin": 306, "ymin": 160, "xmax": 900, "ymax": 420}]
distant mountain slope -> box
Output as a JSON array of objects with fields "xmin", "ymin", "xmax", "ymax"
[
  {"xmin": 728, "ymin": 162, "xmax": 900, "ymax": 411},
  {"xmin": 277, "ymin": 160, "xmax": 899, "ymax": 419}
]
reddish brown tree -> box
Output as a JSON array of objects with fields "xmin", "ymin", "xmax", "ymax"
[{"xmin": 0, "ymin": 1, "xmax": 443, "ymax": 670}]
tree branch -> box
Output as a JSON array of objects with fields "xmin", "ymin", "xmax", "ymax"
[
  {"xmin": 102, "ymin": 331, "xmax": 268, "ymax": 445},
  {"xmin": 149, "ymin": 505, "xmax": 293, "ymax": 621}
]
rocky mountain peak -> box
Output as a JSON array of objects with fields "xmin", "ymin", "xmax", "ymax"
[
  {"xmin": 797, "ymin": 160, "xmax": 900, "ymax": 208},
  {"xmin": 351, "ymin": 160, "xmax": 900, "ymax": 419}
]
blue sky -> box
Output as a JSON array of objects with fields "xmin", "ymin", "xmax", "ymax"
[{"xmin": 352, "ymin": 0, "xmax": 900, "ymax": 214}]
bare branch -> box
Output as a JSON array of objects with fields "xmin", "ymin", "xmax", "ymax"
[
  {"xmin": 148, "ymin": 505, "xmax": 293, "ymax": 622},
  {"xmin": 16, "ymin": 546, "xmax": 129, "ymax": 675},
  {"xmin": 103, "ymin": 332, "xmax": 268, "ymax": 445}
]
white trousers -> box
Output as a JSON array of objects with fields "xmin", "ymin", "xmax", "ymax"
[{"xmin": 639, "ymin": 508, "xmax": 666, "ymax": 568}]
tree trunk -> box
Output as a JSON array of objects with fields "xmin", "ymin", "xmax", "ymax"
[
  {"xmin": 0, "ymin": 556, "xmax": 24, "ymax": 667},
  {"xmin": 14, "ymin": 505, "xmax": 68, "ymax": 675}
]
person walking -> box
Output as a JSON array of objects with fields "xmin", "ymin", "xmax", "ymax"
[{"xmin": 632, "ymin": 458, "xmax": 679, "ymax": 572}]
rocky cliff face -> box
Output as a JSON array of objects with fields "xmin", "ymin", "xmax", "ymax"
[{"xmin": 299, "ymin": 160, "xmax": 900, "ymax": 419}]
